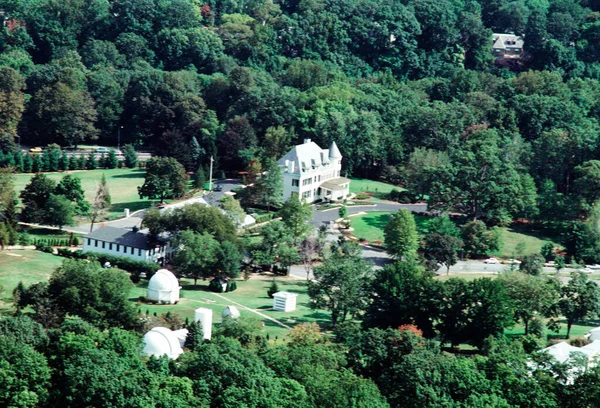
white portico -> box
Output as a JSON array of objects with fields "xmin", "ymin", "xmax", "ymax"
[{"xmin": 278, "ymin": 139, "xmax": 350, "ymax": 203}]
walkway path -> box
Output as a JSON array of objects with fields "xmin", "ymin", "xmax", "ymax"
[{"xmin": 211, "ymin": 292, "xmax": 292, "ymax": 329}]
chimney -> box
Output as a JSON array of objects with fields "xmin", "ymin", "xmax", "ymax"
[{"xmin": 303, "ymin": 138, "xmax": 311, "ymax": 144}]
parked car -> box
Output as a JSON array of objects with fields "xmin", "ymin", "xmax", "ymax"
[
  {"xmin": 484, "ymin": 257, "xmax": 500, "ymax": 264},
  {"xmin": 29, "ymin": 147, "xmax": 43, "ymax": 153},
  {"xmin": 583, "ymin": 267, "xmax": 593, "ymax": 274},
  {"xmin": 95, "ymin": 147, "xmax": 110, "ymax": 153},
  {"xmin": 587, "ymin": 264, "xmax": 600, "ymax": 270},
  {"xmin": 507, "ymin": 259, "xmax": 522, "ymax": 265},
  {"xmin": 213, "ymin": 184, "xmax": 223, "ymax": 192}
]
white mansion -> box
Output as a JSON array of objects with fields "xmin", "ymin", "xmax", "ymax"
[{"xmin": 278, "ymin": 139, "xmax": 350, "ymax": 203}]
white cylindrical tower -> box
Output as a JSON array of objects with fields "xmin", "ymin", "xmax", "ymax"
[{"xmin": 194, "ymin": 308, "xmax": 213, "ymax": 340}]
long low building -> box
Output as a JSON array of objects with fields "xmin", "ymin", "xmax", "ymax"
[{"xmin": 82, "ymin": 226, "xmax": 169, "ymax": 263}]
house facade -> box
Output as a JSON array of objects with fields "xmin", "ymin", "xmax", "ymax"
[
  {"xmin": 278, "ymin": 139, "xmax": 350, "ymax": 203},
  {"xmin": 493, "ymin": 33, "xmax": 524, "ymax": 58},
  {"xmin": 82, "ymin": 226, "xmax": 169, "ymax": 263}
]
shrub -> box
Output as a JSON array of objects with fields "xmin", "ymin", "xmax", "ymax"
[
  {"xmin": 385, "ymin": 189, "xmax": 417, "ymax": 203},
  {"xmin": 17, "ymin": 233, "xmax": 32, "ymax": 245},
  {"xmin": 267, "ymin": 280, "xmax": 279, "ymax": 298},
  {"xmin": 35, "ymin": 242, "xmax": 53, "ymax": 253},
  {"xmin": 226, "ymin": 280, "xmax": 237, "ymax": 292},
  {"xmin": 59, "ymin": 251, "xmax": 160, "ymax": 276},
  {"xmin": 254, "ymin": 213, "xmax": 275, "ymax": 223},
  {"xmin": 209, "ymin": 278, "xmax": 226, "ymax": 293},
  {"xmin": 355, "ymin": 193, "xmax": 371, "ymax": 200}
]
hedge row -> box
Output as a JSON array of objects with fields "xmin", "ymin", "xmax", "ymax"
[{"xmin": 55, "ymin": 249, "xmax": 159, "ymax": 279}]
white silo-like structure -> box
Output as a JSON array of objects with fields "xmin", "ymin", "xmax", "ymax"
[
  {"xmin": 142, "ymin": 327, "xmax": 184, "ymax": 360},
  {"xmin": 222, "ymin": 306, "xmax": 241, "ymax": 320},
  {"xmin": 147, "ymin": 269, "xmax": 180, "ymax": 304},
  {"xmin": 194, "ymin": 308, "xmax": 213, "ymax": 340}
]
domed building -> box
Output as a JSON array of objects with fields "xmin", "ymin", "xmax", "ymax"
[
  {"xmin": 142, "ymin": 327, "xmax": 185, "ymax": 360},
  {"xmin": 222, "ymin": 306, "xmax": 240, "ymax": 320},
  {"xmin": 147, "ymin": 269, "xmax": 180, "ymax": 304}
]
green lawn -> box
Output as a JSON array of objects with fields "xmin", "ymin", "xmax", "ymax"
[
  {"xmin": 131, "ymin": 277, "xmax": 330, "ymax": 339},
  {"xmin": 350, "ymin": 212, "xmax": 433, "ymax": 243},
  {"xmin": 349, "ymin": 178, "xmax": 404, "ymax": 199},
  {"xmin": 14, "ymin": 168, "xmax": 157, "ymax": 220},
  {"xmin": 505, "ymin": 320, "xmax": 597, "ymax": 340},
  {"xmin": 0, "ymin": 250, "xmax": 63, "ymax": 306},
  {"xmin": 20, "ymin": 226, "xmax": 83, "ymax": 243},
  {"xmin": 492, "ymin": 225, "xmax": 562, "ymax": 259}
]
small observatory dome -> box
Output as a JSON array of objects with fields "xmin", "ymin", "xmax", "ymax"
[
  {"xmin": 142, "ymin": 327, "xmax": 184, "ymax": 360},
  {"xmin": 222, "ymin": 306, "xmax": 241, "ymax": 320},
  {"xmin": 147, "ymin": 269, "xmax": 180, "ymax": 304}
]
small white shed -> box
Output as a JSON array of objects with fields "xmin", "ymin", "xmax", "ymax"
[
  {"xmin": 222, "ymin": 306, "xmax": 241, "ymax": 320},
  {"xmin": 273, "ymin": 291, "xmax": 298, "ymax": 312},
  {"xmin": 147, "ymin": 269, "xmax": 180, "ymax": 304}
]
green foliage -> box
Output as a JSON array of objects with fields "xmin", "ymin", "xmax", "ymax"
[
  {"xmin": 520, "ymin": 254, "xmax": 545, "ymax": 276},
  {"xmin": 267, "ymin": 280, "xmax": 279, "ymax": 298},
  {"xmin": 138, "ymin": 157, "xmax": 188, "ymax": 201},
  {"xmin": 461, "ymin": 220, "xmax": 502, "ymax": 256},
  {"xmin": 384, "ymin": 209, "xmax": 419, "ymax": 259},
  {"xmin": 19, "ymin": 173, "xmax": 57, "ymax": 223},
  {"xmin": 559, "ymin": 272, "xmax": 600, "ymax": 339},
  {"xmin": 309, "ymin": 242, "xmax": 373, "ymax": 327},
  {"xmin": 122, "ymin": 144, "xmax": 138, "ymax": 168}
]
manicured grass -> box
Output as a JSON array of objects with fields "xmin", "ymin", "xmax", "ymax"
[
  {"xmin": 505, "ymin": 320, "xmax": 597, "ymax": 340},
  {"xmin": 0, "ymin": 250, "xmax": 63, "ymax": 302},
  {"xmin": 20, "ymin": 226, "xmax": 83, "ymax": 242},
  {"xmin": 492, "ymin": 225, "xmax": 562, "ymax": 259},
  {"xmin": 349, "ymin": 178, "xmax": 404, "ymax": 199},
  {"xmin": 350, "ymin": 212, "xmax": 434, "ymax": 243},
  {"xmin": 14, "ymin": 168, "xmax": 157, "ymax": 219},
  {"xmin": 130, "ymin": 276, "xmax": 330, "ymax": 339}
]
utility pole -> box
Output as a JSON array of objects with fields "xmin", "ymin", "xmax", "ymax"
[
  {"xmin": 209, "ymin": 156, "xmax": 214, "ymax": 192},
  {"xmin": 117, "ymin": 125, "xmax": 123, "ymax": 150}
]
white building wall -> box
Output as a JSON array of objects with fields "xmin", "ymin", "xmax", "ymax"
[
  {"xmin": 281, "ymin": 156, "xmax": 346, "ymax": 203},
  {"xmin": 82, "ymin": 238, "xmax": 166, "ymax": 263}
]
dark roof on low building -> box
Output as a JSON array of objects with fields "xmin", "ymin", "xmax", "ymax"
[{"xmin": 85, "ymin": 226, "xmax": 154, "ymax": 250}]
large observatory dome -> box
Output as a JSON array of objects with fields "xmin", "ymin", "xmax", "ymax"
[
  {"xmin": 142, "ymin": 327, "xmax": 184, "ymax": 360},
  {"xmin": 147, "ymin": 269, "xmax": 180, "ymax": 304}
]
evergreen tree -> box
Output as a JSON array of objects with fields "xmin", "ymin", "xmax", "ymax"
[
  {"xmin": 194, "ymin": 165, "xmax": 206, "ymax": 190},
  {"xmin": 122, "ymin": 144, "xmax": 137, "ymax": 168},
  {"xmin": 86, "ymin": 152, "xmax": 97, "ymax": 170},
  {"xmin": 106, "ymin": 149, "xmax": 118, "ymax": 169}
]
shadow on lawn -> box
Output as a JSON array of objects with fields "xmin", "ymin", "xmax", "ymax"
[
  {"xmin": 110, "ymin": 170, "xmax": 146, "ymax": 178},
  {"xmin": 111, "ymin": 201, "xmax": 156, "ymax": 214},
  {"xmin": 362, "ymin": 213, "xmax": 390, "ymax": 230}
]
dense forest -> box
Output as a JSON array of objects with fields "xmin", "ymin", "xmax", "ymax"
[
  {"xmin": 6, "ymin": 1, "xmax": 600, "ymax": 406},
  {"xmin": 3, "ymin": 1, "xmax": 600, "ymax": 237}
]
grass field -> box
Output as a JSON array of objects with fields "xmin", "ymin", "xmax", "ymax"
[
  {"xmin": 349, "ymin": 178, "xmax": 404, "ymax": 199},
  {"xmin": 505, "ymin": 319, "xmax": 597, "ymax": 340},
  {"xmin": 14, "ymin": 168, "xmax": 156, "ymax": 219},
  {"xmin": 0, "ymin": 250, "xmax": 63, "ymax": 308},
  {"xmin": 350, "ymin": 212, "xmax": 433, "ymax": 243},
  {"xmin": 493, "ymin": 225, "xmax": 562, "ymax": 259},
  {"xmin": 21, "ymin": 226, "xmax": 83, "ymax": 242},
  {"xmin": 130, "ymin": 276, "xmax": 330, "ymax": 338}
]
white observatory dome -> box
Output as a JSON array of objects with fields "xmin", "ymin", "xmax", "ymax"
[
  {"xmin": 142, "ymin": 327, "xmax": 184, "ymax": 360},
  {"xmin": 147, "ymin": 269, "xmax": 180, "ymax": 304},
  {"xmin": 222, "ymin": 306, "xmax": 241, "ymax": 320}
]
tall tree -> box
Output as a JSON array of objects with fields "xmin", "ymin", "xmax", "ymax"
[
  {"xmin": 0, "ymin": 67, "xmax": 25, "ymax": 152},
  {"xmin": 279, "ymin": 196, "xmax": 312, "ymax": 243},
  {"xmin": 19, "ymin": 173, "xmax": 57, "ymax": 223},
  {"xmin": 422, "ymin": 233, "xmax": 463, "ymax": 274},
  {"xmin": 258, "ymin": 157, "xmax": 283, "ymax": 211},
  {"xmin": 138, "ymin": 157, "xmax": 188, "ymax": 202},
  {"xmin": 172, "ymin": 230, "xmax": 220, "ymax": 287},
  {"xmin": 558, "ymin": 272, "xmax": 600, "ymax": 339},
  {"xmin": 55, "ymin": 175, "xmax": 89, "ymax": 215},
  {"xmin": 308, "ymin": 242, "xmax": 372, "ymax": 327},
  {"xmin": 384, "ymin": 209, "xmax": 419, "ymax": 259},
  {"xmin": 88, "ymin": 174, "xmax": 111, "ymax": 232},
  {"xmin": 44, "ymin": 194, "xmax": 74, "ymax": 230}
]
